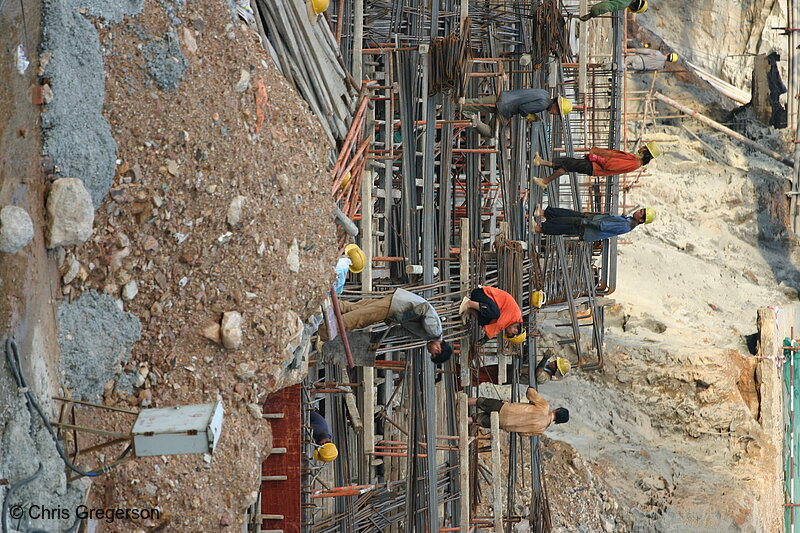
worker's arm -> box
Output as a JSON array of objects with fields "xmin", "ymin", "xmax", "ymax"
[
  {"xmin": 594, "ymin": 215, "xmax": 634, "ymax": 235},
  {"xmin": 525, "ymin": 386, "xmax": 544, "ymax": 405},
  {"xmin": 589, "ymin": 147, "xmax": 624, "ymax": 158},
  {"xmin": 415, "ymin": 302, "xmax": 443, "ymax": 339}
]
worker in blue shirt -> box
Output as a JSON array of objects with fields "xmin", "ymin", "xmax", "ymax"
[
  {"xmin": 534, "ymin": 206, "xmax": 655, "ymax": 242},
  {"xmin": 310, "ymin": 410, "xmax": 338, "ymax": 462}
]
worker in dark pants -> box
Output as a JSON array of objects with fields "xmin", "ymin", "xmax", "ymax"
[
  {"xmin": 467, "ymin": 388, "xmax": 569, "ymax": 436},
  {"xmin": 463, "ymin": 90, "xmax": 572, "ymax": 137},
  {"xmin": 310, "ymin": 410, "xmax": 338, "ymax": 462},
  {"xmin": 458, "ymin": 286, "xmax": 526, "ymax": 344},
  {"xmin": 534, "ymin": 205, "xmax": 655, "ymax": 242},
  {"xmin": 533, "ymin": 142, "xmax": 662, "ymax": 188}
]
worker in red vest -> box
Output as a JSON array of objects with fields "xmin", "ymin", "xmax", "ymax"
[
  {"xmin": 532, "ymin": 142, "xmax": 661, "ymax": 188},
  {"xmin": 458, "ymin": 286, "xmax": 526, "ymax": 344}
]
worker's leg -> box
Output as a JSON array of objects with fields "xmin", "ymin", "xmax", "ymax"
[
  {"xmin": 463, "ymin": 95, "xmax": 498, "ymax": 114},
  {"xmin": 544, "ymin": 206, "xmax": 586, "ymax": 219},
  {"xmin": 535, "ymin": 157, "xmax": 593, "ymax": 188},
  {"xmin": 320, "ymin": 295, "xmax": 393, "ymax": 340},
  {"xmin": 469, "ymin": 288, "xmax": 501, "ymax": 326},
  {"xmin": 539, "ymin": 220, "xmax": 583, "ymax": 237},
  {"xmin": 339, "ymin": 294, "xmax": 393, "ymax": 331}
]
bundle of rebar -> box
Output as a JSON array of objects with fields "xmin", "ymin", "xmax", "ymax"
[{"xmin": 255, "ymin": 0, "xmax": 356, "ymax": 145}]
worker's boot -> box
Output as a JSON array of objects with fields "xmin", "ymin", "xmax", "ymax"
[
  {"xmin": 533, "ymin": 152, "xmax": 541, "ymax": 166},
  {"xmin": 533, "ymin": 177, "xmax": 547, "ymax": 189}
]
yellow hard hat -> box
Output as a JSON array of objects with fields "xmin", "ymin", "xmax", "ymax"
[
  {"xmin": 311, "ymin": 0, "xmax": 329, "ymax": 15},
  {"xmin": 314, "ymin": 442, "xmax": 338, "ymax": 462},
  {"xmin": 558, "ymin": 96, "xmax": 573, "ymax": 115},
  {"xmin": 339, "ymin": 171, "xmax": 352, "ymax": 191},
  {"xmin": 645, "ymin": 141, "xmax": 662, "ymax": 158},
  {"xmin": 644, "ymin": 208, "xmax": 656, "ymax": 224},
  {"xmin": 344, "ymin": 244, "xmax": 366, "ymax": 273},
  {"xmin": 531, "ymin": 290, "xmax": 547, "ymax": 309},
  {"xmin": 667, "ymin": 53, "xmax": 679, "ymax": 63},
  {"xmin": 503, "ymin": 329, "xmax": 527, "ymax": 345},
  {"xmin": 628, "ymin": 0, "xmax": 647, "ymax": 14},
  {"xmin": 556, "ymin": 357, "xmax": 571, "ymax": 376}
]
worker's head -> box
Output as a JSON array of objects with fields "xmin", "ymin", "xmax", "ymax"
[
  {"xmin": 627, "ymin": 0, "xmax": 647, "ymax": 14},
  {"xmin": 503, "ymin": 323, "xmax": 526, "ymax": 345},
  {"xmin": 667, "ymin": 52, "xmax": 679, "ymax": 63},
  {"xmin": 552, "ymin": 357, "xmax": 571, "ymax": 376},
  {"xmin": 552, "ymin": 407, "xmax": 570, "ymax": 424},
  {"xmin": 632, "ymin": 207, "xmax": 656, "ymax": 225},
  {"xmin": 548, "ymin": 96, "xmax": 573, "ymax": 115},
  {"xmin": 314, "ymin": 441, "xmax": 339, "ymax": 462},
  {"xmin": 428, "ymin": 340, "xmax": 453, "ymax": 363}
]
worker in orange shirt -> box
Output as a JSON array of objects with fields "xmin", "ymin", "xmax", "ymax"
[
  {"xmin": 458, "ymin": 286, "xmax": 526, "ymax": 345},
  {"xmin": 532, "ymin": 142, "xmax": 661, "ymax": 188}
]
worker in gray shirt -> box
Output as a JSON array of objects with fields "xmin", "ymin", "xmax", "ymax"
[
  {"xmin": 625, "ymin": 48, "xmax": 678, "ymax": 72},
  {"xmin": 463, "ymin": 89, "xmax": 573, "ymax": 136},
  {"xmin": 318, "ymin": 288, "xmax": 452, "ymax": 363}
]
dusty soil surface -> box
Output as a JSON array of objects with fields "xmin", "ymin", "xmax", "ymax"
[{"xmin": 42, "ymin": 1, "xmax": 338, "ymax": 531}]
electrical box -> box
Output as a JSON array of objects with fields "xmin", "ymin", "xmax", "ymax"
[{"xmin": 131, "ymin": 402, "xmax": 224, "ymax": 457}]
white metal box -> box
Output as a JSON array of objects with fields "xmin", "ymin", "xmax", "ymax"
[{"xmin": 131, "ymin": 402, "xmax": 224, "ymax": 457}]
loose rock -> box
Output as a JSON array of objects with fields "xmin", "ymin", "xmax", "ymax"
[
  {"xmin": 182, "ymin": 27, "xmax": 198, "ymax": 54},
  {"xmin": 234, "ymin": 69, "xmax": 251, "ymax": 92},
  {"xmin": 227, "ymin": 195, "xmax": 246, "ymax": 227},
  {"xmin": 122, "ymin": 280, "xmax": 139, "ymax": 301},
  {"xmin": 201, "ymin": 321, "xmax": 222, "ymax": 344},
  {"xmin": 286, "ymin": 238, "xmax": 300, "ymax": 273},
  {"xmin": 221, "ymin": 311, "xmax": 243, "ymax": 350},
  {"xmin": 62, "ymin": 257, "xmax": 81, "ymax": 284},
  {"xmin": 47, "ymin": 178, "xmax": 94, "ymax": 248},
  {"xmin": 0, "ymin": 205, "xmax": 34, "ymax": 253}
]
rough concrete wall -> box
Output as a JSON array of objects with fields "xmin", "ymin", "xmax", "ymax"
[{"xmin": 637, "ymin": 0, "xmax": 786, "ymax": 90}]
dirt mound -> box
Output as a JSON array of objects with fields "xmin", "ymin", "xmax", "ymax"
[{"xmin": 47, "ymin": 1, "xmax": 339, "ymax": 530}]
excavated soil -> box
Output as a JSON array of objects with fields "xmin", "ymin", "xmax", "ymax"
[{"xmin": 44, "ymin": 1, "xmax": 339, "ymax": 531}]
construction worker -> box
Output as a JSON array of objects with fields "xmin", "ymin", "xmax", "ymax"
[
  {"xmin": 532, "ymin": 142, "xmax": 662, "ymax": 188},
  {"xmin": 579, "ymin": 0, "xmax": 647, "ymax": 21},
  {"xmin": 626, "ymin": 48, "xmax": 678, "ymax": 71},
  {"xmin": 310, "ymin": 410, "xmax": 338, "ymax": 462},
  {"xmin": 458, "ymin": 286, "xmax": 525, "ymax": 344},
  {"xmin": 463, "ymin": 90, "xmax": 573, "ymax": 136},
  {"xmin": 536, "ymin": 357, "xmax": 571, "ymax": 384},
  {"xmin": 533, "ymin": 205, "xmax": 656, "ymax": 242},
  {"xmin": 468, "ymin": 388, "xmax": 569, "ymax": 436},
  {"xmin": 319, "ymin": 288, "xmax": 453, "ymax": 363}
]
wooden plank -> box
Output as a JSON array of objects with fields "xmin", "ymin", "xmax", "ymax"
[
  {"xmin": 458, "ymin": 392, "xmax": 470, "ymax": 533},
  {"xmin": 490, "ymin": 411, "xmax": 503, "ymax": 533}
]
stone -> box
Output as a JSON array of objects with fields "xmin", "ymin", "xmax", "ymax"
[
  {"xmin": 182, "ymin": 27, "xmax": 198, "ymax": 54},
  {"xmin": 166, "ymin": 159, "xmax": 179, "ymax": 177},
  {"xmin": 276, "ymin": 173, "xmax": 289, "ymax": 191},
  {"xmin": 138, "ymin": 389, "xmax": 152, "ymax": 407},
  {"xmin": 235, "ymin": 361, "xmax": 256, "ymax": 381},
  {"xmin": 234, "ymin": 68, "xmax": 251, "ymax": 92},
  {"xmin": 122, "ymin": 280, "xmax": 139, "ymax": 301},
  {"xmin": 226, "ymin": 195, "xmax": 246, "ymax": 227},
  {"xmin": 46, "ymin": 178, "xmax": 94, "ymax": 248},
  {"xmin": 62, "ymin": 257, "xmax": 80, "ymax": 284},
  {"xmin": 200, "ymin": 322, "xmax": 221, "ymax": 344},
  {"xmin": 221, "ymin": 311, "xmax": 243, "ymax": 350},
  {"xmin": 286, "ymin": 238, "xmax": 300, "ymax": 273},
  {"xmin": 0, "ymin": 205, "xmax": 34, "ymax": 253},
  {"xmin": 246, "ymin": 403, "xmax": 262, "ymax": 420}
]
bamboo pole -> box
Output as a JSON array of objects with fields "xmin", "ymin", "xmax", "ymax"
[{"xmin": 653, "ymin": 92, "xmax": 794, "ymax": 167}]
